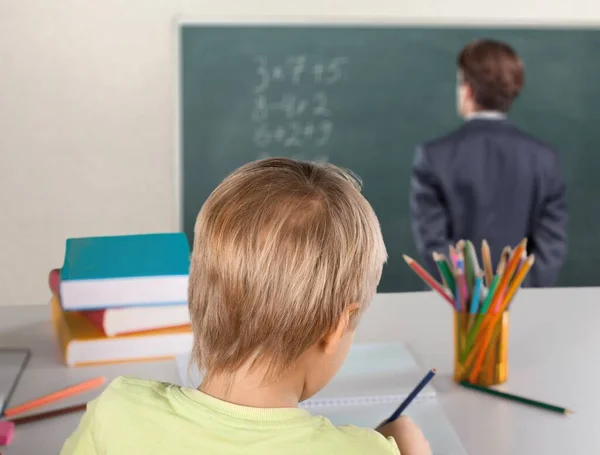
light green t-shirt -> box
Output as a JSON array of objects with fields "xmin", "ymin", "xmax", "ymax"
[{"xmin": 61, "ymin": 377, "xmax": 399, "ymax": 455}]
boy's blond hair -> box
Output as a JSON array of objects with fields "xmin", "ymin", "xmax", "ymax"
[{"xmin": 189, "ymin": 158, "xmax": 387, "ymax": 378}]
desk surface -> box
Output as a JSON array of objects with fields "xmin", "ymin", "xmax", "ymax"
[{"xmin": 1, "ymin": 288, "xmax": 598, "ymax": 455}]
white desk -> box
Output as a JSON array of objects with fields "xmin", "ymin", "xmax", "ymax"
[{"xmin": 1, "ymin": 288, "xmax": 598, "ymax": 455}]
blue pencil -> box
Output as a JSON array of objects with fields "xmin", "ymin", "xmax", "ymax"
[
  {"xmin": 469, "ymin": 275, "xmax": 483, "ymax": 314},
  {"xmin": 382, "ymin": 369, "xmax": 437, "ymax": 424}
]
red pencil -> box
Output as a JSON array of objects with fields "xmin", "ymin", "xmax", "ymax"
[
  {"xmin": 3, "ymin": 377, "xmax": 106, "ymax": 418},
  {"xmin": 403, "ymin": 255, "xmax": 454, "ymax": 306}
]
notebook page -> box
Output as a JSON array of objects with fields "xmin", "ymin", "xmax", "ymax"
[{"xmin": 301, "ymin": 342, "xmax": 436, "ymax": 407}]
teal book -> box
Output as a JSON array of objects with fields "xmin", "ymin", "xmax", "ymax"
[{"xmin": 60, "ymin": 233, "xmax": 190, "ymax": 311}]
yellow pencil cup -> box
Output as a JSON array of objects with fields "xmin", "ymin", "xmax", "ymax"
[{"xmin": 453, "ymin": 311, "xmax": 509, "ymax": 386}]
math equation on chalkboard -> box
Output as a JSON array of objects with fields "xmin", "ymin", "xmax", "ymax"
[{"xmin": 251, "ymin": 55, "xmax": 348, "ymax": 158}]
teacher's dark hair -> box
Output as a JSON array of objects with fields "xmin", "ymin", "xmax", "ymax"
[{"xmin": 458, "ymin": 39, "xmax": 525, "ymax": 112}]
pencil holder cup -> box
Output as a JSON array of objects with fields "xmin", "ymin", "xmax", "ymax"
[{"xmin": 453, "ymin": 311, "xmax": 509, "ymax": 386}]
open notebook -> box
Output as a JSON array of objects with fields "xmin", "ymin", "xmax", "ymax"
[{"xmin": 176, "ymin": 342, "xmax": 467, "ymax": 455}]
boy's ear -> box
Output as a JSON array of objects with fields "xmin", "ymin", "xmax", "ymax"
[{"xmin": 321, "ymin": 303, "xmax": 360, "ymax": 354}]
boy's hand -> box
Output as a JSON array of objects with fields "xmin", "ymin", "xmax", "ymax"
[{"xmin": 376, "ymin": 416, "xmax": 432, "ymax": 455}]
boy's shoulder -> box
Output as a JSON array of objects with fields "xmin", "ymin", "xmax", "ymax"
[
  {"xmin": 103, "ymin": 376, "xmax": 172, "ymax": 395},
  {"xmin": 93, "ymin": 377, "xmax": 399, "ymax": 455},
  {"xmin": 95, "ymin": 377, "xmax": 179, "ymax": 413}
]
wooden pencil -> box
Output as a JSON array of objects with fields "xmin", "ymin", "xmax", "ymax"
[
  {"xmin": 3, "ymin": 377, "xmax": 106, "ymax": 418},
  {"xmin": 403, "ymin": 255, "xmax": 454, "ymax": 306},
  {"xmin": 433, "ymin": 252, "xmax": 455, "ymax": 295},
  {"xmin": 488, "ymin": 239, "xmax": 527, "ymax": 315},
  {"xmin": 463, "ymin": 241, "xmax": 476, "ymax": 295},
  {"xmin": 449, "ymin": 246, "xmax": 460, "ymax": 273},
  {"xmin": 481, "ymin": 240, "xmax": 493, "ymax": 287},
  {"xmin": 469, "ymin": 273, "xmax": 483, "ymax": 314},
  {"xmin": 459, "ymin": 382, "xmax": 572, "ymax": 415},
  {"xmin": 383, "ymin": 369, "xmax": 437, "ymax": 423},
  {"xmin": 8, "ymin": 403, "xmax": 88, "ymax": 426},
  {"xmin": 496, "ymin": 246, "xmax": 511, "ymax": 276},
  {"xmin": 455, "ymin": 270, "xmax": 468, "ymax": 312},
  {"xmin": 461, "ymin": 274, "xmax": 500, "ymax": 362}
]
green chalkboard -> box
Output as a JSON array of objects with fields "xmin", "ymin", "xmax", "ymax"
[{"xmin": 180, "ymin": 24, "xmax": 600, "ymax": 291}]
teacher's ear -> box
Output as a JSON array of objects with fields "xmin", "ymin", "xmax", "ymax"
[{"xmin": 456, "ymin": 70, "xmax": 474, "ymax": 118}]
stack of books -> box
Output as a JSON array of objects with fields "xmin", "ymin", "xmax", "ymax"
[{"xmin": 49, "ymin": 233, "xmax": 193, "ymax": 367}]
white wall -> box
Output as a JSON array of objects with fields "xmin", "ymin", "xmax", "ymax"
[{"xmin": 0, "ymin": 0, "xmax": 598, "ymax": 307}]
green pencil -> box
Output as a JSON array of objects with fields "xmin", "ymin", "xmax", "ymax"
[
  {"xmin": 459, "ymin": 381, "xmax": 573, "ymax": 415},
  {"xmin": 479, "ymin": 275, "xmax": 500, "ymax": 314},
  {"xmin": 433, "ymin": 252, "xmax": 455, "ymax": 295},
  {"xmin": 463, "ymin": 240, "xmax": 477, "ymax": 293}
]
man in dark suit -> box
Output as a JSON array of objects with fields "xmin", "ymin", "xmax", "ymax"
[{"xmin": 410, "ymin": 39, "xmax": 567, "ymax": 287}]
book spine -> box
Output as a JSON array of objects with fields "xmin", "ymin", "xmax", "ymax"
[{"xmin": 50, "ymin": 298, "xmax": 73, "ymax": 366}]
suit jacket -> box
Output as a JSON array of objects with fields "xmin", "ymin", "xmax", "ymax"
[{"xmin": 410, "ymin": 118, "xmax": 567, "ymax": 288}]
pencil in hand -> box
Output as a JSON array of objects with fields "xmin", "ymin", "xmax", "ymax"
[{"xmin": 383, "ymin": 369, "xmax": 437, "ymax": 424}]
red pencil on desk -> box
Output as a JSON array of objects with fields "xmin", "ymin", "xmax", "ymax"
[
  {"xmin": 403, "ymin": 255, "xmax": 454, "ymax": 306},
  {"xmin": 3, "ymin": 377, "xmax": 105, "ymax": 418}
]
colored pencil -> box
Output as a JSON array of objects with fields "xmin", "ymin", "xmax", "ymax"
[
  {"xmin": 449, "ymin": 246, "xmax": 460, "ymax": 271},
  {"xmin": 466, "ymin": 255, "xmax": 532, "ymax": 368},
  {"xmin": 463, "ymin": 241, "xmax": 476, "ymax": 293},
  {"xmin": 383, "ymin": 369, "xmax": 437, "ymax": 423},
  {"xmin": 497, "ymin": 246, "xmax": 511, "ymax": 275},
  {"xmin": 469, "ymin": 274, "xmax": 483, "ymax": 314},
  {"xmin": 403, "ymin": 255, "xmax": 454, "ymax": 306},
  {"xmin": 453, "ymin": 284, "xmax": 459, "ymax": 311},
  {"xmin": 481, "ymin": 240, "xmax": 493, "ymax": 287},
  {"xmin": 479, "ymin": 275, "xmax": 499, "ymax": 314},
  {"xmin": 462, "ymin": 274, "xmax": 500, "ymax": 362},
  {"xmin": 3, "ymin": 377, "xmax": 106, "ymax": 418},
  {"xmin": 455, "ymin": 270, "xmax": 468, "ymax": 312},
  {"xmin": 433, "ymin": 252, "xmax": 455, "ymax": 295},
  {"xmin": 468, "ymin": 255, "xmax": 535, "ymax": 381},
  {"xmin": 459, "ymin": 382, "xmax": 572, "ymax": 415},
  {"xmin": 456, "ymin": 250, "xmax": 465, "ymax": 272},
  {"xmin": 497, "ymin": 254, "xmax": 535, "ymax": 313},
  {"xmin": 488, "ymin": 240, "xmax": 527, "ymax": 316},
  {"xmin": 8, "ymin": 403, "xmax": 88, "ymax": 426}
]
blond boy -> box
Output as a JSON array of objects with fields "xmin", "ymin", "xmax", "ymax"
[{"xmin": 61, "ymin": 158, "xmax": 431, "ymax": 455}]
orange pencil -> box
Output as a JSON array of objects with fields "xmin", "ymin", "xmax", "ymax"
[
  {"xmin": 3, "ymin": 376, "xmax": 106, "ymax": 418},
  {"xmin": 468, "ymin": 255, "xmax": 535, "ymax": 382},
  {"xmin": 403, "ymin": 255, "xmax": 454, "ymax": 306},
  {"xmin": 488, "ymin": 240, "xmax": 526, "ymax": 314}
]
